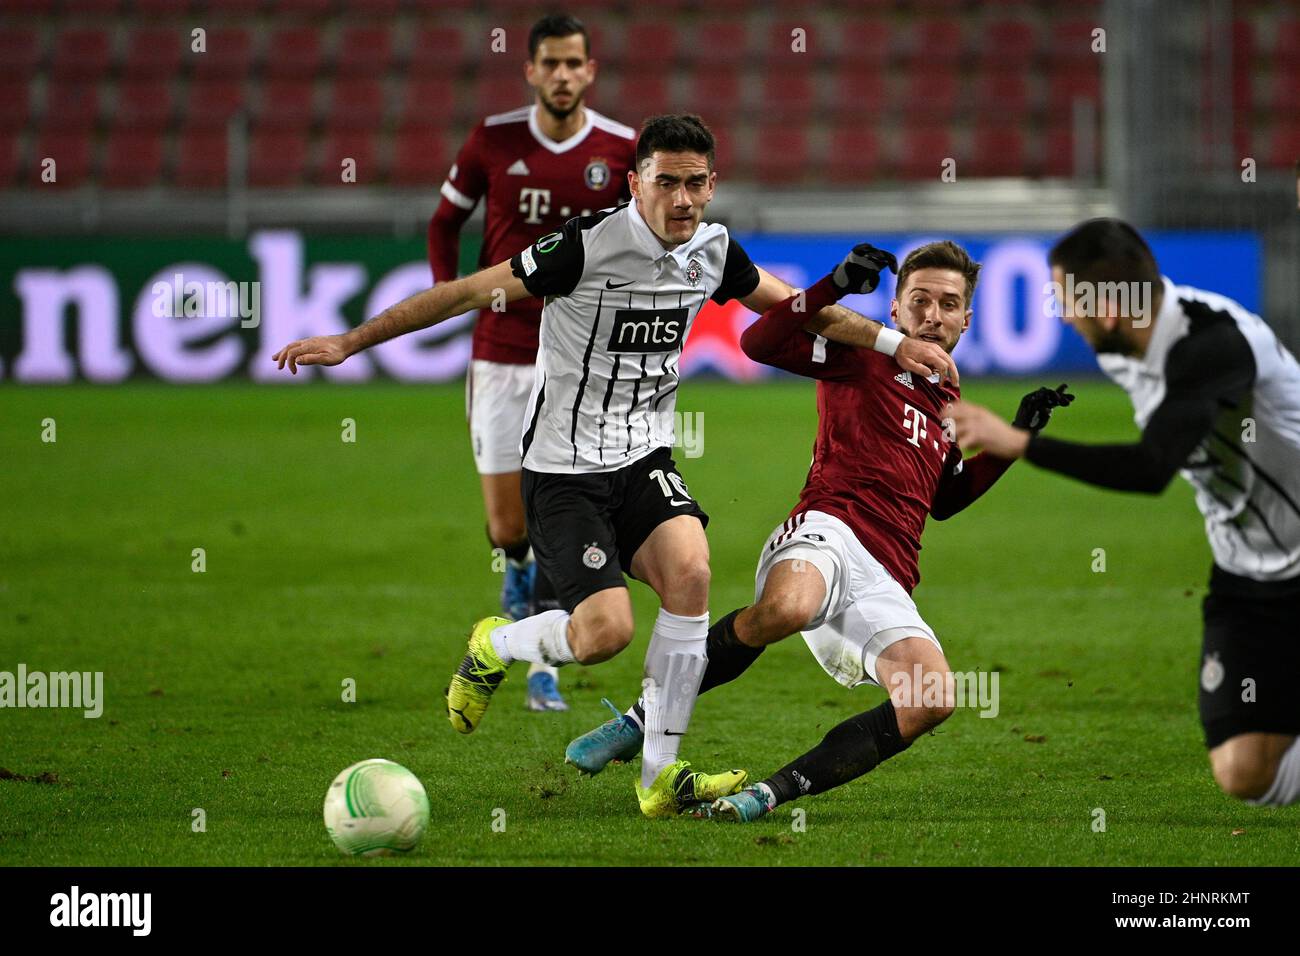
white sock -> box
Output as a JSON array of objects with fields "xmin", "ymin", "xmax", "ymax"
[
  {"xmin": 527, "ymin": 662, "xmax": 559, "ymax": 679},
  {"xmin": 490, "ymin": 610, "xmax": 575, "ymax": 667},
  {"xmin": 640, "ymin": 608, "xmax": 709, "ymax": 788},
  {"xmin": 1247, "ymin": 737, "xmax": 1300, "ymax": 807}
]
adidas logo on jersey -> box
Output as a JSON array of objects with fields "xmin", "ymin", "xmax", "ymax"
[
  {"xmin": 507, "ymin": 159, "xmax": 530, "ymax": 175},
  {"xmin": 894, "ymin": 371, "xmax": 915, "ymax": 389}
]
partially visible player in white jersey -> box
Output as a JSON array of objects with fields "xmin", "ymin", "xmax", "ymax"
[
  {"xmin": 950, "ymin": 218, "xmax": 1300, "ymax": 808},
  {"xmin": 271, "ymin": 114, "xmax": 958, "ymax": 818},
  {"xmin": 428, "ymin": 14, "xmax": 637, "ymax": 712}
]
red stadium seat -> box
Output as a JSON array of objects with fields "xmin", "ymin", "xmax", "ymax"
[
  {"xmin": 50, "ymin": 29, "xmax": 114, "ymax": 81},
  {"xmin": 980, "ymin": 20, "xmax": 1038, "ymax": 68},
  {"xmin": 407, "ymin": 27, "xmax": 468, "ymax": 77},
  {"xmin": 187, "ymin": 81, "xmax": 248, "ymax": 127},
  {"xmin": 834, "ymin": 21, "xmax": 895, "ymax": 66},
  {"xmin": 472, "ymin": 74, "xmax": 530, "ymax": 117},
  {"xmin": 897, "ymin": 125, "xmax": 953, "ymax": 179},
  {"xmin": 102, "ymin": 128, "xmax": 165, "ymax": 188},
  {"xmin": 1269, "ymin": 124, "xmax": 1300, "ymax": 168},
  {"xmin": 0, "ymin": 82, "xmax": 32, "ymax": 130},
  {"xmin": 327, "ymin": 78, "xmax": 386, "ymax": 129},
  {"xmin": 903, "ymin": 66, "xmax": 961, "ymax": 120},
  {"xmin": 694, "ymin": 20, "xmax": 751, "ymax": 67},
  {"xmin": 316, "ymin": 129, "xmax": 378, "ymax": 185},
  {"xmin": 708, "ymin": 123, "xmax": 744, "ymax": 179},
  {"xmin": 684, "ymin": 67, "xmax": 745, "ymax": 119},
  {"xmin": 399, "ymin": 77, "xmax": 458, "ymax": 127},
  {"xmin": 1043, "ymin": 122, "xmax": 1099, "ymax": 178},
  {"xmin": 826, "ymin": 125, "xmax": 883, "ymax": 183},
  {"xmin": 61, "ymin": 0, "xmax": 121, "ymax": 16},
  {"xmin": 1275, "ymin": 18, "xmax": 1300, "ymax": 64},
  {"xmin": 264, "ymin": 27, "xmax": 323, "ymax": 80},
  {"xmin": 765, "ymin": 21, "xmax": 822, "ymax": 62},
  {"xmin": 760, "ymin": 68, "xmax": 819, "ymax": 123},
  {"xmin": 335, "ymin": 27, "xmax": 393, "ymax": 77},
  {"xmin": 970, "ymin": 123, "xmax": 1028, "ymax": 177},
  {"xmin": 258, "ymin": 79, "xmax": 316, "ymax": 128},
  {"xmin": 390, "ymin": 123, "xmax": 447, "ymax": 186},
  {"xmin": 348, "ymin": 0, "xmax": 401, "ymax": 14},
  {"xmin": 831, "ymin": 65, "xmax": 888, "ymax": 121},
  {"xmin": 44, "ymin": 81, "xmax": 102, "ymax": 129},
  {"xmin": 1048, "ymin": 19, "xmax": 1103, "ymax": 63},
  {"xmin": 276, "ymin": 0, "xmax": 333, "ymax": 14},
  {"xmin": 621, "ymin": 20, "xmax": 679, "ymax": 68},
  {"xmin": 116, "ymin": 80, "xmax": 175, "ymax": 128},
  {"xmin": 0, "ymin": 132, "xmax": 19, "ymax": 187},
  {"xmin": 973, "ymin": 69, "xmax": 1031, "ymax": 122},
  {"xmin": 174, "ymin": 125, "xmax": 228, "ymax": 188},
  {"xmin": 136, "ymin": 0, "xmax": 198, "ymax": 13},
  {"xmin": 248, "ymin": 127, "xmax": 310, "ymax": 187},
  {"xmin": 190, "ymin": 28, "xmax": 256, "ymax": 81},
  {"xmin": 1047, "ymin": 66, "xmax": 1101, "ymax": 116},
  {"xmin": 618, "ymin": 73, "xmax": 673, "ymax": 124},
  {"xmin": 33, "ymin": 130, "xmax": 93, "ymax": 187},
  {"xmin": 121, "ymin": 28, "xmax": 184, "ymax": 80},
  {"xmin": 905, "ymin": 21, "xmax": 964, "ymax": 62},
  {"xmin": 0, "ymin": 29, "xmax": 43, "ymax": 79},
  {"xmin": 754, "ymin": 126, "xmax": 811, "ymax": 185}
]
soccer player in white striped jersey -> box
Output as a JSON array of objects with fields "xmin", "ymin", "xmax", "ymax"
[
  {"xmin": 272, "ymin": 114, "xmax": 958, "ymax": 818},
  {"xmin": 950, "ymin": 218, "xmax": 1300, "ymax": 808}
]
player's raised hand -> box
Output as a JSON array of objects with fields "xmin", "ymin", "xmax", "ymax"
[
  {"xmin": 895, "ymin": 336, "xmax": 960, "ymax": 385},
  {"xmin": 1012, "ymin": 383, "xmax": 1075, "ymax": 433},
  {"xmin": 272, "ymin": 334, "xmax": 351, "ymax": 375},
  {"xmin": 831, "ymin": 242, "xmax": 898, "ymax": 296}
]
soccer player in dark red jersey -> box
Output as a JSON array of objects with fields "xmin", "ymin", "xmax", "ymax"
[
  {"xmin": 565, "ymin": 241, "xmax": 1072, "ymax": 820},
  {"xmin": 428, "ymin": 14, "xmax": 637, "ymax": 711}
]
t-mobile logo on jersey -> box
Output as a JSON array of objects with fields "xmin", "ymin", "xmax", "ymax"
[{"xmin": 518, "ymin": 187, "xmax": 551, "ymax": 225}]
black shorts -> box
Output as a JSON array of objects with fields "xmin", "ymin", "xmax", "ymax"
[
  {"xmin": 1198, "ymin": 565, "xmax": 1300, "ymax": 749},
  {"xmin": 521, "ymin": 446, "xmax": 709, "ymax": 613}
]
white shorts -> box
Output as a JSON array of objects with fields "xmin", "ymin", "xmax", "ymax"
[
  {"xmin": 754, "ymin": 510, "xmax": 942, "ymax": 689},
  {"xmin": 465, "ymin": 359, "xmax": 537, "ymax": 475}
]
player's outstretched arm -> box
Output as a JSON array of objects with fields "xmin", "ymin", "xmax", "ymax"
[
  {"xmin": 948, "ymin": 382, "xmax": 1218, "ymax": 495},
  {"xmin": 931, "ymin": 385, "xmax": 1075, "ymax": 519},
  {"xmin": 272, "ymin": 260, "xmax": 528, "ymax": 374},
  {"xmin": 743, "ymin": 246, "xmax": 959, "ymax": 384}
]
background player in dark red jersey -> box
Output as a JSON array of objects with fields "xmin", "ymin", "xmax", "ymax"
[
  {"xmin": 564, "ymin": 241, "xmax": 1072, "ymax": 820},
  {"xmin": 427, "ymin": 14, "xmax": 637, "ymax": 712}
]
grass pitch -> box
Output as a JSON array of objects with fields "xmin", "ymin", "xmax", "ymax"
[{"xmin": 2, "ymin": 379, "xmax": 1296, "ymax": 866}]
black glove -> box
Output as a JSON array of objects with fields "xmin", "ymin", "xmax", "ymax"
[
  {"xmin": 1013, "ymin": 383, "xmax": 1075, "ymax": 433},
  {"xmin": 830, "ymin": 242, "xmax": 898, "ymax": 296}
]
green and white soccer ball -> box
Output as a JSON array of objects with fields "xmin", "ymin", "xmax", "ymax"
[{"xmin": 324, "ymin": 758, "xmax": 430, "ymax": 857}]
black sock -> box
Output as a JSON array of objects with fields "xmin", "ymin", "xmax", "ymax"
[
  {"xmin": 632, "ymin": 607, "xmax": 759, "ymax": 725},
  {"xmin": 488, "ymin": 524, "xmax": 531, "ymax": 564},
  {"xmin": 699, "ymin": 607, "xmax": 762, "ymax": 693},
  {"xmin": 762, "ymin": 700, "xmax": 911, "ymax": 806}
]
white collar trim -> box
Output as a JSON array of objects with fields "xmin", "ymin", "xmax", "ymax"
[{"xmin": 528, "ymin": 104, "xmax": 594, "ymax": 154}]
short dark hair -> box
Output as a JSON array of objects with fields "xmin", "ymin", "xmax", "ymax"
[
  {"xmin": 897, "ymin": 240, "xmax": 981, "ymax": 306},
  {"xmin": 1048, "ymin": 218, "xmax": 1160, "ymax": 287},
  {"xmin": 635, "ymin": 114, "xmax": 716, "ymax": 171},
  {"xmin": 528, "ymin": 13, "xmax": 589, "ymax": 60}
]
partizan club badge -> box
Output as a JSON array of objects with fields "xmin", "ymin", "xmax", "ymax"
[
  {"xmin": 685, "ymin": 257, "xmax": 703, "ymax": 287},
  {"xmin": 584, "ymin": 158, "xmax": 610, "ymax": 190}
]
